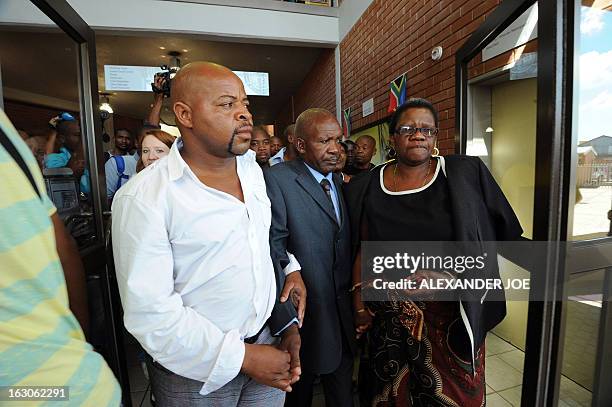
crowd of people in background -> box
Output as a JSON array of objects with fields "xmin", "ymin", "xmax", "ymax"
[{"xmin": 1, "ymin": 60, "xmax": 522, "ymax": 407}]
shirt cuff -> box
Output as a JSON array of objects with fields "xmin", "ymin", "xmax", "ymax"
[
  {"xmin": 199, "ymin": 329, "xmax": 245, "ymax": 395},
  {"xmin": 274, "ymin": 317, "xmax": 299, "ymax": 336},
  {"xmin": 283, "ymin": 252, "xmax": 301, "ymax": 276}
]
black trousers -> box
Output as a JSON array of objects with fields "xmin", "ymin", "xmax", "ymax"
[{"xmin": 285, "ymin": 336, "xmax": 353, "ymax": 407}]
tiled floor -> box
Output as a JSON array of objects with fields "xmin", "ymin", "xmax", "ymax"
[
  {"xmin": 123, "ymin": 332, "xmax": 593, "ymax": 406},
  {"xmin": 484, "ymin": 333, "xmax": 593, "ymax": 407}
]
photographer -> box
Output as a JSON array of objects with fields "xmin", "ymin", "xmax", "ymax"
[
  {"xmin": 104, "ymin": 74, "xmax": 170, "ymax": 203},
  {"xmin": 146, "ymin": 73, "xmax": 168, "ymax": 128}
]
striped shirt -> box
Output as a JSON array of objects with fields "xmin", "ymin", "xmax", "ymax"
[{"xmin": 0, "ymin": 109, "xmax": 120, "ymax": 406}]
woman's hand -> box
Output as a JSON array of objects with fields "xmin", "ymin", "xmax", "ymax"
[{"xmin": 353, "ymin": 292, "xmax": 373, "ymax": 338}]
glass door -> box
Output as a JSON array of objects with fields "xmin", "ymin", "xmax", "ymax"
[
  {"xmin": 564, "ymin": 2, "xmax": 612, "ymax": 406},
  {"xmin": 0, "ymin": 1, "xmax": 130, "ymax": 404},
  {"xmin": 456, "ymin": 0, "xmax": 612, "ymax": 405}
]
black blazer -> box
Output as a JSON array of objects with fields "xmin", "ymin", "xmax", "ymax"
[
  {"xmin": 265, "ymin": 159, "xmax": 357, "ymax": 374},
  {"xmin": 344, "ymin": 155, "xmax": 523, "ymax": 357}
]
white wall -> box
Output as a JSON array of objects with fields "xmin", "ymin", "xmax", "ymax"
[
  {"xmin": 339, "ymin": 0, "xmax": 375, "ymax": 40},
  {"xmin": 0, "ymin": 0, "xmax": 339, "ymax": 46},
  {"xmin": 0, "ymin": 0, "xmax": 378, "ymax": 46}
]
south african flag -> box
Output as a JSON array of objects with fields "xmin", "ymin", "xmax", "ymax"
[
  {"xmin": 387, "ymin": 73, "xmax": 407, "ymax": 113},
  {"xmin": 342, "ymin": 107, "xmax": 352, "ymax": 140}
]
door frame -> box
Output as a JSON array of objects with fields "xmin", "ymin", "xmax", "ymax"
[
  {"xmin": 31, "ymin": 0, "xmax": 108, "ymax": 223},
  {"xmin": 455, "ymin": 0, "xmax": 577, "ymax": 405},
  {"xmin": 26, "ymin": 1, "xmax": 130, "ymax": 404}
]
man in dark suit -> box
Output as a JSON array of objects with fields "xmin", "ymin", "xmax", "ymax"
[{"xmin": 264, "ymin": 108, "xmax": 356, "ymax": 407}]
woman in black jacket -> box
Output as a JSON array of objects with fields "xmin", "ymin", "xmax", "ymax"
[{"xmin": 345, "ymin": 98, "xmax": 523, "ymax": 407}]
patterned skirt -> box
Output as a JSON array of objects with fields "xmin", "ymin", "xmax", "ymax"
[{"xmin": 360, "ymin": 301, "xmax": 486, "ymax": 407}]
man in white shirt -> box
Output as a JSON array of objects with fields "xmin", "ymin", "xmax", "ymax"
[{"xmin": 112, "ymin": 62, "xmax": 305, "ymax": 406}]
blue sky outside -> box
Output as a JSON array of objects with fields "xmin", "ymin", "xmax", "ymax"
[{"xmin": 578, "ymin": 6, "xmax": 612, "ymax": 142}]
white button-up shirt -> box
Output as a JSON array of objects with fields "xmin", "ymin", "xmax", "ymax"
[
  {"xmin": 268, "ymin": 146, "xmax": 285, "ymax": 166},
  {"xmin": 111, "ymin": 139, "xmax": 297, "ymax": 395}
]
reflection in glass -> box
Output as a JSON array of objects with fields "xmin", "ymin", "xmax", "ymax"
[
  {"xmin": 573, "ymin": 1, "xmax": 612, "ymax": 240},
  {"xmin": 0, "ymin": 7, "xmax": 97, "ymax": 248}
]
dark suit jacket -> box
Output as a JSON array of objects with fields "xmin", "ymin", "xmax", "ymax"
[
  {"xmin": 344, "ymin": 155, "xmax": 523, "ymax": 356},
  {"xmin": 264, "ymin": 159, "xmax": 357, "ymax": 374}
]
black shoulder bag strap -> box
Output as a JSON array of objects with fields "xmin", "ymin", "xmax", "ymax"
[{"xmin": 0, "ymin": 126, "xmax": 42, "ymax": 198}]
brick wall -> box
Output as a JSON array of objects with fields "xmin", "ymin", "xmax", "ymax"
[
  {"xmin": 274, "ymin": 48, "xmax": 336, "ymax": 134},
  {"xmin": 275, "ymin": 0, "xmax": 503, "ymax": 155}
]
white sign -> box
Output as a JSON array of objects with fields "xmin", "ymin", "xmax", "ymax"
[
  {"xmin": 362, "ymin": 97, "xmax": 374, "ymax": 117},
  {"xmin": 103, "ymin": 65, "xmax": 270, "ymax": 96},
  {"xmin": 104, "ymin": 65, "xmax": 160, "ymax": 92},
  {"xmin": 482, "ymin": 4, "xmax": 538, "ymax": 61},
  {"xmin": 233, "ymin": 71, "xmax": 269, "ymax": 97}
]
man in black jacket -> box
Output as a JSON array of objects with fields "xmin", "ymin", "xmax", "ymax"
[{"xmin": 265, "ymin": 108, "xmax": 356, "ymax": 407}]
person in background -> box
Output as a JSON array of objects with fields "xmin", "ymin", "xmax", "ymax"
[
  {"xmin": 345, "ymin": 98, "xmax": 523, "ymax": 406},
  {"xmin": 112, "ymin": 62, "xmax": 305, "ymax": 405},
  {"xmin": 265, "ymin": 108, "xmax": 356, "ymax": 407},
  {"xmin": 270, "ymin": 135, "xmax": 284, "ymax": 157},
  {"xmin": 105, "ymin": 150, "xmax": 137, "ymax": 204},
  {"xmin": 343, "ymin": 139, "xmax": 356, "ymax": 169},
  {"xmin": 345, "ymin": 135, "xmax": 376, "ymax": 175},
  {"xmin": 269, "ymin": 124, "xmax": 299, "ymax": 166},
  {"xmin": 146, "ymin": 74, "xmax": 166, "ymax": 129},
  {"xmin": 44, "ymin": 113, "xmax": 92, "ymax": 196},
  {"xmin": 136, "ymin": 129, "xmax": 176, "ymax": 172},
  {"xmin": 334, "ymin": 141, "xmax": 351, "ymax": 183},
  {"xmin": 250, "ymin": 125, "xmax": 272, "ymax": 167},
  {"xmin": 104, "ymin": 128, "xmax": 134, "ymax": 162},
  {"xmin": 44, "ymin": 113, "xmax": 86, "ymax": 178},
  {"xmin": 0, "ymin": 108, "xmax": 121, "ymax": 406},
  {"xmin": 24, "ymin": 135, "xmax": 47, "ymax": 169},
  {"xmin": 17, "ymin": 129, "xmax": 29, "ymax": 140}
]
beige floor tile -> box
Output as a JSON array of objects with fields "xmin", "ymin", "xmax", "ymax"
[
  {"xmin": 498, "ymin": 385, "xmax": 522, "ymax": 406},
  {"xmin": 486, "ymin": 356, "xmax": 524, "ymax": 392},
  {"xmin": 486, "ymin": 393, "xmax": 513, "ymax": 406},
  {"xmin": 486, "ymin": 384, "xmax": 495, "ymax": 395},
  {"xmin": 486, "ymin": 333, "xmax": 517, "ymax": 357},
  {"xmin": 498, "ymin": 349, "xmax": 525, "ymax": 373},
  {"xmin": 559, "ymin": 376, "xmax": 592, "ymax": 407}
]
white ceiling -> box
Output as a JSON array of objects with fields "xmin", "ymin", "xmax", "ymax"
[{"xmin": 0, "ymin": 26, "xmax": 325, "ymax": 125}]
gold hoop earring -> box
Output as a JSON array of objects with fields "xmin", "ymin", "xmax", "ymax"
[{"xmin": 432, "ymin": 146, "xmax": 440, "ymax": 157}]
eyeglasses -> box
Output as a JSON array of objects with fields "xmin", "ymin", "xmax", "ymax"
[{"xmin": 395, "ymin": 125, "xmax": 438, "ymax": 138}]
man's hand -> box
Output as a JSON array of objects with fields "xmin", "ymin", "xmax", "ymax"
[
  {"xmin": 152, "ymin": 75, "xmax": 166, "ymax": 99},
  {"xmin": 280, "ymin": 272, "xmax": 307, "ymax": 327},
  {"xmin": 241, "ymin": 344, "xmax": 292, "ymax": 391},
  {"xmin": 278, "ymin": 324, "xmax": 301, "ymax": 384}
]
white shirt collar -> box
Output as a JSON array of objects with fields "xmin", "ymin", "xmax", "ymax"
[
  {"xmin": 167, "ymin": 138, "xmax": 187, "ymax": 182},
  {"xmin": 167, "ymin": 138, "xmax": 258, "ymax": 183}
]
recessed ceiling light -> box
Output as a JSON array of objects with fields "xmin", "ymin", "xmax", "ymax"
[
  {"xmin": 159, "ymin": 46, "xmax": 166, "ymax": 50},
  {"xmin": 182, "ymin": 49, "xmax": 189, "ymax": 53},
  {"xmin": 161, "ymin": 55, "xmax": 166, "ymax": 58}
]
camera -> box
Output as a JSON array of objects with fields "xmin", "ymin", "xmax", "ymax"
[{"xmin": 152, "ymin": 64, "xmax": 179, "ymax": 98}]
